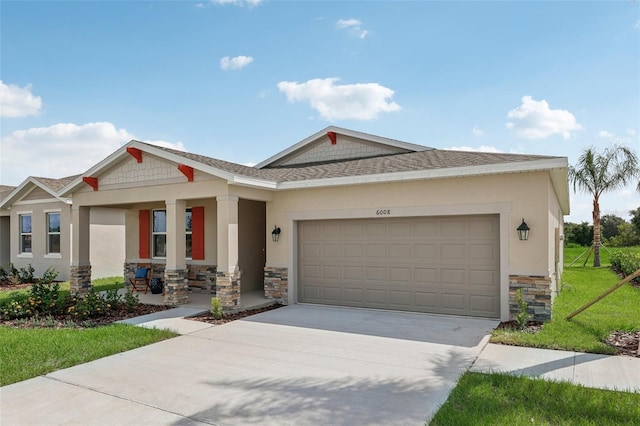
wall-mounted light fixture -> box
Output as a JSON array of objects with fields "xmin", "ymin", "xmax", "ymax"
[
  {"xmin": 271, "ymin": 226, "xmax": 281, "ymax": 242},
  {"xmin": 517, "ymin": 219, "xmax": 530, "ymax": 241}
]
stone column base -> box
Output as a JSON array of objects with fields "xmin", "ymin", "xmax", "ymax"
[
  {"xmin": 216, "ymin": 271, "xmax": 241, "ymax": 311},
  {"xmin": 509, "ymin": 275, "xmax": 552, "ymax": 322},
  {"xmin": 264, "ymin": 267, "xmax": 288, "ymax": 304},
  {"xmin": 70, "ymin": 265, "xmax": 92, "ymax": 296},
  {"xmin": 164, "ymin": 269, "xmax": 189, "ymax": 305}
]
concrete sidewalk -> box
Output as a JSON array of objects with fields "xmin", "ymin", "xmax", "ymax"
[{"xmin": 471, "ymin": 343, "xmax": 640, "ymax": 392}]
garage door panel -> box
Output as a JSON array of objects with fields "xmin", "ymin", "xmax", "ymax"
[
  {"xmin": 389, "ymin": 267, "xmax": 411, "ymax": 282},
  {"xmin": 441, "ymin": 244, "xmax": 466, "ymax": 260},
  {"xmin": 366, "ymin": 244, "xmax": 386, "ymax": 257},
  {"xmin": 389, "ymin": 244, "xmax": 411, "ymax": 259},
  {"xmin": 366, "ymin": 266, "xmax": 387, "ymax": 281},
  {"xmin": 415, "ymin": 244, "xmax": 438, "ymax": 260},
  {"xmin": 389, "ymin": 290, "xmax": 412, "ymax": 307},
  {"xmin": 343, "ymin": 266, "xmax": 364, "ymax": 280},
  {"xmin": 298, "ymin": 215, "xmax": 499, "ymax": 318},
  {"xmin": 343, "ymin": 288, "xmax": 364, "ymax": 303},
  {"xmin": 365, "ymin": 289, "xmax": 387, "ymax": 304},
  {"xmin": 322, "ymin": 265, "xmax": 342, "ymax": 280}
]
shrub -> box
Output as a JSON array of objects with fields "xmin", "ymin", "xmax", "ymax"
[
  {"xmin": 0, "ymin": 293, "xmax": 32, "ymax": 319},
  {"xmin": 123, "ymin": 290, "xmax": 139, "ymax": 313},
  {"xmin": 103, "ymin": 289, "xmax": 122, "ymax": 311},
  {"xmin": 0, "ymin": 265, "xmax": 10, "ymax": 285},
  {"xmin": 15, "ymin": 264, "xmax": 35, "ymax": 284},
  {"xmin": 610, "ymin": 250, "xmax": 640, "ymax": 283},
  {"xmin": 38, "ymin": 267, "xmax": 59, "ymax": 285},
  {"xmin": 74, "ymin": 290, "xmax": 107, "ymax": 319},
  {"xmin": 515, "ymin": 289, "xmax": 529, "ymax": 330},
  {"xmin": 29, "ymin": 279, "xmax": 62, "ymax": 315},
  {"xmin": 210, "ymin": 297, "xmax": 223, "ymax": 319}
]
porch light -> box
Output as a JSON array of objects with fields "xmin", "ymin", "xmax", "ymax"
[
  {"xmin": 271, "ymin": 226, "xmax": 281, "ymax": 242},
  {"xmin": 517, "ymin": 219, "xmax": 530, "ymax": 241}
]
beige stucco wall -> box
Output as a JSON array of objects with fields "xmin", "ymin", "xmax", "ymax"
[
  {"xmin": 89, "ymin": 207, "xmax": 125, "ymax": 278},
  {"xmin": 265, "ymin": 170, "xmax": 561, "ymax": 318},
  {"xmin": 10, "ymin": 201, "xmax": 72, "ymax": 280},
  {"xmin": 0, "ymin": 215, "xmax": 10, "ymax": 266}
]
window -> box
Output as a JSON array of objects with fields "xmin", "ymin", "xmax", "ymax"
[
  {"xmin": 186, "ymin": 209, "xmax": 192, "ymax": 259},
  {"xmin": 152, "ymin": 210, "xmax": 167, "ymax": 257},
  {"xmin": 19, "ymin": 214, "xmax": 32, "ymax": 253},
  {"xmin": 151, "ymin": 209, "xmax": 193, "ymax": 258},
  {"xmin": 47, "ymin": 212, "xmax": 61, "ymax": 254}
]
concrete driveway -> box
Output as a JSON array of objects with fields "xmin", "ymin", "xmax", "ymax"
[{"xmin": 1, "ymin": 305, "xmax": 497, "ymax": 425}]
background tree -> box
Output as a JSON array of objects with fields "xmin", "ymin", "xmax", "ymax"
[
  {"xmin": 564, "ymin": 222, "xmax": 594, "ymax": 246},
  {"xmin": 600, "ymin": 214, "xmax": 625, "ymax": 241},
  {"xmin": 630, "ymin": 207, "xmax": 640, "ymax": 235},
  {"xmin": 568, "ymin": 144, "xmax": 640, "ymax": 267}
]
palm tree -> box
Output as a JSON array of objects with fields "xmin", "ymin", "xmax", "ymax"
[{"xmin": 569, "ymin": 144, "xmax": 640, "ymax": 267}]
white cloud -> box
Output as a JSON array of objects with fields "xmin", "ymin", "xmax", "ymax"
[
  {"xmin": 471, "ymin": 126, "xmax": 483, "ymax": 137},
  {"xmin": 447, "ymin": 145, "xmax": 502, "ymax": 153},
  {"xmin": 336, "ymin": 18, "xmax": 368, "ymax": 39},
  {"xmin": 220, "ymin": 55, "xmax": 253, "ymax": 71},
  {"xmin": 597, "ymin": 130, "xmax": 615, "ymax": 138},
  {"xmin": 143, "ymin": 139, "xmax": 186, "ymax": 151},
  {"xmin": 0, "ymin": 122, "xmax": 184, "ymax": 185},
  {"xmin": 627, "ymin": 128, "xmax": 637, "ymax": 137},
  {"xmin": 277, "ymin": 77, "xmax": 400, "ymax": 121},
  {"xmin": 0, "ymin": 80, "xmax": 43, "ymax": 117},
  {"xmin": 211, "ymin": 0, "xmax": 262, "ymax": 7},
  {"xmin": 505, "ymin": 96, "xmax": 582, "ymax": 139},
  {"xmin": 635, "ymin": 19, "xmax": 640, "ymax": 30}
]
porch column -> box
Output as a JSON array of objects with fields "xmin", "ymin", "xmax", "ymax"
[
  {"xmin": 70, "ymin": 205, "xmax": 91, "ymax": 295},
  {"xmin": 164, "ymin": 199, "xmax": 188, "ymax": 305},
  {"xmin": 216, "ymin": 195, "xmax": 241, "ymax": 310}
]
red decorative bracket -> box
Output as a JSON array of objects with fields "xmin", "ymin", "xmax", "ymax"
[
  {"xmin": 178, "ymin": 164, "xmax": 194, "ymax": 182},
  {"xmin": 327, "ymin": 131, "xmax": 337, "ymax": 145},
  {"xmin": 82, "ymin": 176, "xmax": 98, "ymax": 191},
  {"xmin": 126, "ymin": 147, "xmax": 143, "ymax": 163}
]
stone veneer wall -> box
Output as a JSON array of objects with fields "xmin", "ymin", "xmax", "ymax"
[
  {"xmin": 216, "ymin": 271, "xmax": 241, "ymax": 311},
  {"xmin": 187, "ymin": 264, "xmax": 217, "ymax": 294},
  {"xmin": 70, "ymin": 265, "xmax": 92, "ymax": 295},
  {"xmin": 509, "ymin": 275, "xmax": 552, "ymax": 322},
  {"xmin": 164, "ymin": 269, "xmax": 188, "ymax": 305},
  {"xmin": 264, "ymin": 267, "xmax": 288, "ymax": 304}
]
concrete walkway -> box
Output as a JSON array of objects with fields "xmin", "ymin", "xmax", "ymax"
[{"xmin": 1, "ymin": 305, "xmax": 639, "ymax": 425}]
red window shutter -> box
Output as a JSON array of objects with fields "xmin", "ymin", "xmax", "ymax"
[
  {"xmin": 191, "ymin": 206, "xmax": 205, "ymax": 260},
  {"xmin": 139, "ymin": 210, "xmax": 150, "ymax": 259}
]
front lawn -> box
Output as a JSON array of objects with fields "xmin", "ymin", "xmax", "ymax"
[
  {"xmin": 0, "ymin": 325, "xmax": 176, "ymax": 386},
  {"xmin": 0, "ymin": 277, "xmax": 177, "ymax": 386},
  {"xmin": 491, "ymin": 266, "xmax": 640, "ymax": 354},
  {"xmin": 0, "ymin": 276, "xmax": 123, "ymax": 301},
  {"xmin": 429, "ymin": 372, "xmax": 640, "ymax": 425}
]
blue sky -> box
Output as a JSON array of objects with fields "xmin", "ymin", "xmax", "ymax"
[{"xmin": 1, "ymin": 0, "xmax": 638, "ymax": 223}]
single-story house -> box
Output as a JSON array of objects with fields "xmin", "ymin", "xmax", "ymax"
[
  {"xmin": 0, "ymin": 176, "xmax": 125, "ymax": 281},
  {"xmin": 59, "ymin": 127, "xmax": 569, "ymax": 321}
]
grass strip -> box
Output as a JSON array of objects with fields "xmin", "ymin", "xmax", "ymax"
[
  {"xmin": 0, "ymin": 324, "xmax": 176, "ymax": 386},
  {"xmin": 429, "ymin": 372, "xmax": 640, "ymax": 425}
]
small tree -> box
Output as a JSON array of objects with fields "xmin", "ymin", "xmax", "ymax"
[{"xmin": 569, "ymin": 144, "xmax": 640, "ymax": 267}]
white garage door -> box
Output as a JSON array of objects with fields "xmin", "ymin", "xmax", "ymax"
[{"xmin": 298, "ymin": 215, "xmax": 500, "ymax": 318}]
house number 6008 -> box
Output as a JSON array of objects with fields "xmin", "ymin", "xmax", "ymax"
[{"xmin": 376, "ymin": 209, "xmax": 391, "ymax": 215}]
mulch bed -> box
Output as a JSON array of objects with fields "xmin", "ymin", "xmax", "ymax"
[{"xmin": 187, "ymin": 303, "xmax": 283, "ymax": 325}]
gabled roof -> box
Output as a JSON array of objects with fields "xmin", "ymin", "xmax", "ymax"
[
  {"xmin": 255, "ymin": 126, "xmax": 432, "ymax": 169},
  {"xmin": 0, "ymin": 175, "xmax": 79, "ymax": 209},
  {"xmin": 57, "ymin": 128, "xmax": 570, "ymax": 214}
]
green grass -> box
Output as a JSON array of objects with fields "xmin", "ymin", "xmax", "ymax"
[
  {"xmin": 492, "ymin": 266, "xmax": 640, "ymax": 354},
  {"xmin": 429, "ymin": 372, "xmax": 640, "ymax": 425},
  {"xmin": 0, "ymin": 324, "xmax": 176, "ymax": 386},
  {"xmin": 0, "ymin": 276, "xmax": 176, "ymax": 386},
  {"xmin": 0, "ymin": 276, "xmax": 124, "ymax": 301},
  {"xmin": 564, "ymin": 245, "xmax": 640, "ymax": 267}
]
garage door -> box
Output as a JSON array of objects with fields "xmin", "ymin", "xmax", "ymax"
[{"xmin": 298, "ymin": 215, "xmax": 500, "ymax": 318}]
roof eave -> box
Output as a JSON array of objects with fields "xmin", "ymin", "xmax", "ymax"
[
  {"xmin": 0, "ymin": 177, "xmax": 70, "ymax": 209},
  {"xmin": 276, "ymin": 157, "xmax": 569, "ymax": 190}
]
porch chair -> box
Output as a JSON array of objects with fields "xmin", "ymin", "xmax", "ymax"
[{"xmin": 129, "ymin": 265, "xmax": 151, "ymax": 293}]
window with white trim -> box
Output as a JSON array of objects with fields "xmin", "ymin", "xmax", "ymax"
[
  {"xmin": 185, "ymin": 208, "xmax": 192, "ymax": 259},
  {"xmin": 19, "ymin": 214, "xmax": 32, "ymax": 253},
  {"xmin": 152, "ymin": 209, "xmax": 193, "ymax": 258},
  {"xmin": 152, "ymin": 210, "xmax": 167, "ymax": 258},
  {"xmin": 47, "ymin": 212, "xmax": 61, "ymax": 254}
]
